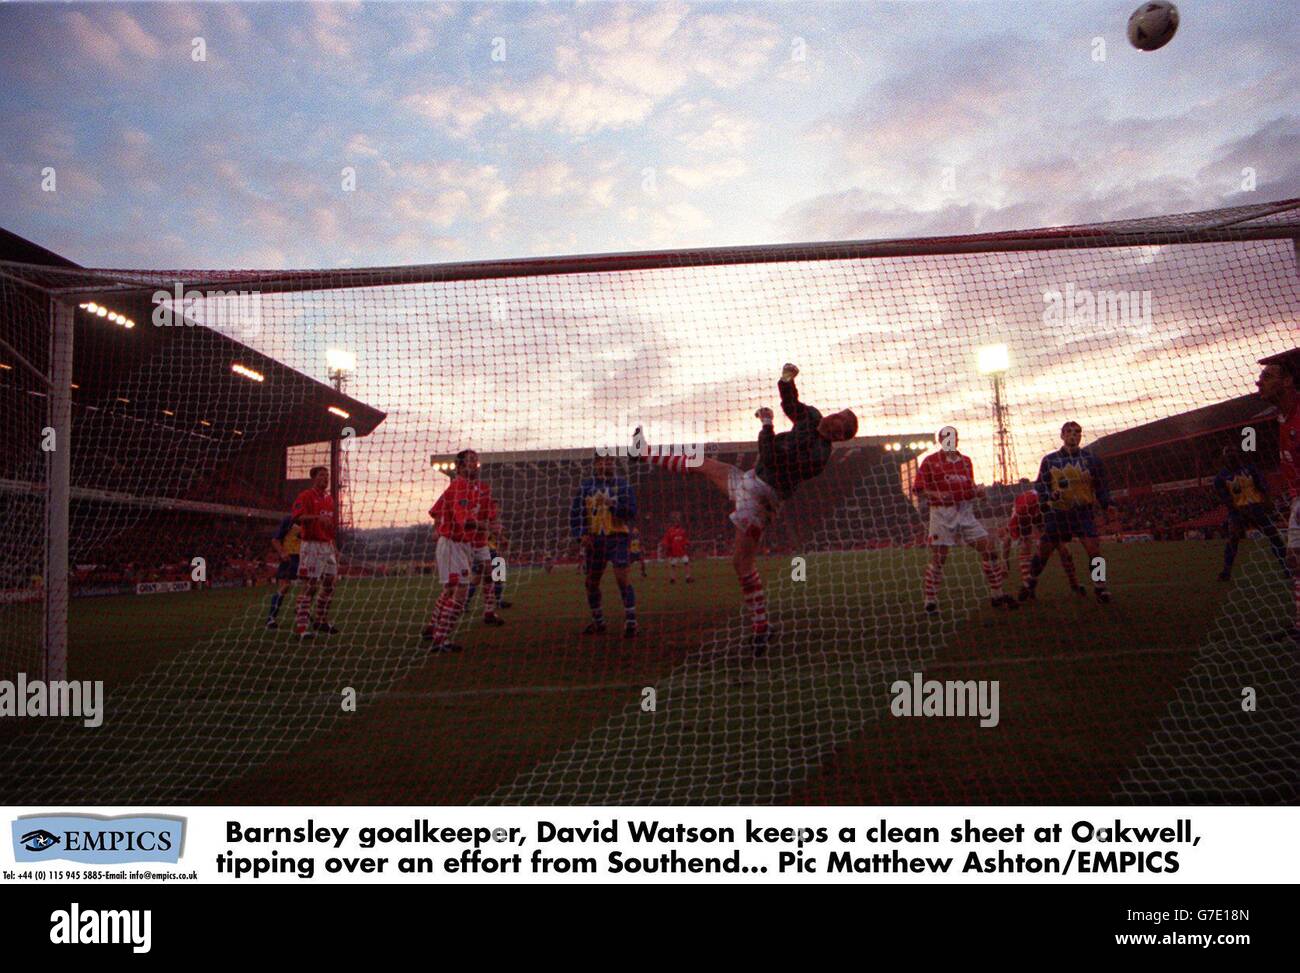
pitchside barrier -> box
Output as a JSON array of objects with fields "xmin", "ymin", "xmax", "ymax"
[{"xmin": 0, "ymin": 198, "xmax": 1297, "ymax": 805}]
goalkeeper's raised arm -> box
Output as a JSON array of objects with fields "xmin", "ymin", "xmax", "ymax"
[
  {"xmin": 636, "ymin": 363, "xmax": 856, "ymax": 655},
  {"xmin": 778, "ymin": 363, "xmax": 812, "ymax": 425}
]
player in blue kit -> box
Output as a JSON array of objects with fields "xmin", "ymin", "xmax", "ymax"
[
  {"xmin": 569, "ymin": 454, "xmax": 639, "ymax": 638},
  {"xmin": 266, "ymin": 515, "xmax": 302, "ymax": 629},
  {"xmin": 1020, "ymin": 421, "xmax": 1115, "ymax": 604},
  {"xmin": 1213, "ymin": 445, "xmax": 1288, "ymax": 581}
]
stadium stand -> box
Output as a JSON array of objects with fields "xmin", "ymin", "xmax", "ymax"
[
  {"xmin": 0, "ymin": 228, "xmax": 387, "ymax": 656},
  {"xmin": 1091, "ymin": 387, "xmax": 1290, "ymax": 539},
  {"xmin": 429, "ymin": 437, "xmax": 930, "ymax": 566}
]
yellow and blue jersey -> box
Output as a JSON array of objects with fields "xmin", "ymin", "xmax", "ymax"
[
  {"xmin": 1036, "ymin": 448, "xmax": 1110, "ymax": 512},
  {"xmin": 1214, "ymin": 464, "xmax": 1266, "ymax": 510},
  {"xmin": 569, "ymin": 476, "xmax": 637, "ymax": 538},
  {"xmin": 274, "ymin": 516, "xmax": 303, "ymax": 555}
]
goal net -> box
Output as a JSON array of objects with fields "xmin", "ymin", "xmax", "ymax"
[{"xmin": 1, "ymin": 198, "xmax": 1297, "ymax": 805}]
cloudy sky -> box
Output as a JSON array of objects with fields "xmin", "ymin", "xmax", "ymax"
[
  {"xmin": 1, "ymin": 1, "xmax": 1296, "ymax": 268},
  {"xmin": 1, "ymin": 2, "xmax": 1297, "ymax": 525}
]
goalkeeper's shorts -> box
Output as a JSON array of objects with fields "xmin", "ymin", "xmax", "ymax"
[
  {"xmin": 275, "ymin": 555, "xmax": 300, "ymax": 581},
  {"xmin": 728, "ymin": 468, "xmax": 780, "ymax": 538},
  {"xmin": 585, "ymin": 534, "xmax": 631, "ymax": 570},
  {"xmin": 1287, "ymin": 497, "xmax": 1300, "ymax": 550},
  {"xmin": 1228, "ymin": 503, "xmax": 1275, "ymax": 534},
  {"xmin": 1042, "ymin": 508, "xmax": 1097, "ymax": 543}
]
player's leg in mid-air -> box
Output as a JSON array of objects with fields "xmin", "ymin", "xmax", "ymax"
[{"xmin": 635, "ymin": 428, "xmax": 773, "ymax": 651}]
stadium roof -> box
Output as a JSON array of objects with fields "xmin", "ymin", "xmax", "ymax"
[
  {"xmin": 0, "ymin": 228, "xmax": 386, "ymax": 444},
  {"xmin": 1089, "ymin": 393, "xmax": 1275, "ymax": 460},
  {"xmin": 0, "ymin": 227, "xmax": 78, "ymax": 268}
]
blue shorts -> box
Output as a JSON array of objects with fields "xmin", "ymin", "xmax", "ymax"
[
  {"xmin": 1042, "ymin": 509, "xmax": 1097, "ymax": 543},
  {"xmin": 1227, "ymin": 504, "xmax": 1274, "ymax": 532},
  {"xmin": 276, "ymin": 555, "xmax": 300, "ymax": 581},
  {"xmin": 585, "ymin": 534, "xmax": 630, "ymax": 571}
]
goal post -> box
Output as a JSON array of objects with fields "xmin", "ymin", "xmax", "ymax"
[{"xmin": 42, "ymin": 297, "xmax": 73, "ymax": 682}]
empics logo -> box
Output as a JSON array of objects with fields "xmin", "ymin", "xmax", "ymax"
[
  {"xmin": 50, "ymin": 904, "xmax": 151, "ymax": 954},
  {"xmin": 19, "ymin": 828, "xmax": 60, "ymax": 853},
  {"xmin": 12, "ymin": 815, "xmax": 183, "ymax": 865}
]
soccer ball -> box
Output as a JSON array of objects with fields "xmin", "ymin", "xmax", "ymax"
[{"xmin": 1127, "ymin": 2, "xmax": 1179, "ymax": 51}]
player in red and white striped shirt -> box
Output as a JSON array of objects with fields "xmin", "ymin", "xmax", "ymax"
[
  {"xmin": 913, "ymin": 427, "xmax": 1017, "ymax": 613},
  {"xmin": 1256, "ymin": 359, "xmax": 1300, "ymax": 643}
]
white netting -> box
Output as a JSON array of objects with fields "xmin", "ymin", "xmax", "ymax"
[{"xmin": 0, "ymin": 199, "xmax": 1297, "ymax": 804}]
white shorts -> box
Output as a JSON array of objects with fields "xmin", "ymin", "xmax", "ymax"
[
  {"xmin": 667, "ymin": 556, "xmax": 690, "ymax": 566},
  {"xmin": 928, "ymin": 503, "xmax": 988, "ymax": 547},
  {"xmin": 436, "ymin": 537, "xmax": 491, "ymax": 585},
  {"xmin": 1288, "ymin": 498, "xmax": 1300, "ymax": 550},
  {"xmin": 727, "ymin": 467, "xmax": 781, "ymax": 536},
  {"xmin": 297, "ymin": 540, "xmax": 338, "ymax": 579}
]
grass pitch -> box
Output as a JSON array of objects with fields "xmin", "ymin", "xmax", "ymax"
[{"xmin": 1, "ymin": 540, "xmax": 1296, "ymax": 805}]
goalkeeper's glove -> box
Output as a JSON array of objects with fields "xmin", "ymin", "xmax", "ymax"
[{"xmin": 781, "ymin": 363, "xmax": 799, "ymax": 382}]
